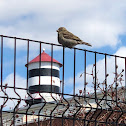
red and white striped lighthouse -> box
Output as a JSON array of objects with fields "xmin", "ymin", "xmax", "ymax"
[{"xmin": 25, "ymin": 49, "xmax": 62, "ymax": 105}]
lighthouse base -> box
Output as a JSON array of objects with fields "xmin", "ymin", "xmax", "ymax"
[{"xmin": 26, "ymin": 93, "xmax": 60, "ymax": 105}]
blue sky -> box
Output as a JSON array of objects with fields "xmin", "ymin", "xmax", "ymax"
[{"xmin": 0, "ymin": 0, "xmax": 126, "ymax": 109}]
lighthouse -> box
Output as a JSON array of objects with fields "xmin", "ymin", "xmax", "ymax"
[{"xmin": 25, "ymin": 49, "xmax": 62, "ymax": 105}]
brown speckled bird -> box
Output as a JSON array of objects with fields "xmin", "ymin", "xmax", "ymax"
[{"xmin": 57, "ymin": 27, "xmax": 92, "ymax": 48}]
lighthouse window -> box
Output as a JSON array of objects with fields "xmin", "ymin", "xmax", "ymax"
[{"xmin": 29, "ymin": 68, "xmax": 59, "ymax": 78}]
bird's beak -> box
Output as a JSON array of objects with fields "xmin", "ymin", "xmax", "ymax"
[{"xmin": 56, "ymin": 29, "xmax": 59, "ymax": 32}]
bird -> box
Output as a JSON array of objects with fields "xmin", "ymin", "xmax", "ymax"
[{"xmin": 56, "ymin": 27, "xmax": 92, "ymax": 48}]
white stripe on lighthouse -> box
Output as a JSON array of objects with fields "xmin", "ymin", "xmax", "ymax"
[
  {"xmin": 28, "ymin": 62, "xmax": 60, "ymax": 71},
  {"xmin": 28, "ymin": 76, "xmax": 60, "ymax": 87}
]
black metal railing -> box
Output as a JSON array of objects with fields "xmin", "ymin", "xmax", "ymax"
[{"xmin": 0, "ymin": 35, "xmax": 126, "ymax": 126}]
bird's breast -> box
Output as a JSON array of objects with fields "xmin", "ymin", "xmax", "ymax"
[
  {"xmin": 58, "ymin": 34, "xmax": 64, "ymax": 44},
  {"xmin": 58, "ymin": 33, "xmax": 77, "ymax": 48}
]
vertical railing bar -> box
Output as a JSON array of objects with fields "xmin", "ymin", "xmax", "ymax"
[
  {"xmin": 115, "ymin": 56, "xmax": 119, "ymax": 126},
  {"xmin": 50, "ymin": 45, "xmax": 59, "ymax": 126},
  {"xmin": 73, "ymin": 49, "xmax": 76, "ymax": 95},
  {"xmin": 13, "ymin": 38, "xmax": 21, "ymax": 126},
  {"xmin": 38, "ymin": 43, "xmax": 46, "ymax": 126},
  {"xmin": 13, "ymin": 38, "xmax": 17, "ymax": 126},
  {"xmin": 105, "ymin": 54, "xmax": 107, "ymax": 106},
  {"xmin": 105, "ymin": 54, "xmax": 107, "ymax": 126},
  {"xmin": 94, "ymin": 52, "xmax": 97, "ymax": 126},
  {"xmin": 39, "ymin": 43, "xmax": 42, "ymax": 99},
  {"xmin": 104, "ymin": 54, "xmax": 113, "ymax": 125},
  {"xmin": 25, "ymin": 40, "xmax": 36, "ymax": 126},
  {"xmin": 51, "ymin": 45, "xmax": 53, "ymax": 94},
  {"xmin": 38, "ymin": 42, "xmax": 42, "ymax": 126},
  {"xmin": 61, "ymin": 48, "xmax": 70, "ymax": 124},
  {"xmin": 115, "ymin": 57, "xmax": 123, "ymax": 125},
  {"xmin": 124, "ymin": 57, "xmax": 126, "ymax": 101},
  {"xmin": 105, "ymin": 55, "xmax": 114, "ymax": 124},
  {"xmin": 93, "ymin": 53, "xmax": 102, "ymax": 126},
  {"xmin": 94, "ymin": 52, "xmax": 97, "ymax": 102},
  {"xmin": 94, "ymin": 54, "xmax": 105, "ymax": 126},
  {"xmin": 26, "ymin": 39, "xmax": 29, "ymax": 126},
  {"xmin": 50, "ymin": 44, "xmax": 53, "ymax": 126},
  {"xmin": 14, "ymin": 38, "xmax": 16, "ymax": 92},
  {"xmin": 62, "ymin": 47, "xmax": 65, "ymax": 96},
  {"xmin": 39, "ymin": 43, "xmax": 41, "ymax": 91},
  {"xmin": 61, "ymin": 47, "xmax": 65, "ymax": 126},
  {"xmin": 84, "ymin": 51, "xmax": 86, "ymax": 97},
  {"xmin": 115, "ymin": 56, "xmax": 117, "ymax": 104},
  {"xmin": 0, "ymin": 35, "xmax": 3, "ymax": 126},
  {"xmin": 83, "ymin": 51, "xmax": 93, "ymax": 126},
  {"xmin": 61, "ymin": 47, "xmax": 70, "ymax": 126},
  {"xmin": 83, "ymin": 50, "xmax": 86, "ymax": 126},
  {"xmin": 73, "ymin": 48, "xmax": 76, "ymax": 126},
  {"xmin": 13, "ymin": 37, "xmax": 16, "ymax": 126},
  {"xmin": 88, "ymin": 52, "xmax": 103, "ymax": 126}
]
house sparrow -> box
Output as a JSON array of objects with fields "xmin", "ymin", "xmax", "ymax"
[{"xmin": 57, "ymin": 27, "xmax": 92, "ymax": 48}]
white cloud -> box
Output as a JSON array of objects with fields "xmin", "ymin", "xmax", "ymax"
[
  {"xmin": 0, "ymin": 0, "xmax": 126, "ymax": 49},
  {"xmin": 72, "ymin": 21, "xmax": 123, "ymax": 48}
]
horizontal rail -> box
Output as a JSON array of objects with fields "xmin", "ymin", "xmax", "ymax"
[{"xmin": 0, "ymin": 35, "xmax": 125, "ymax": 59}]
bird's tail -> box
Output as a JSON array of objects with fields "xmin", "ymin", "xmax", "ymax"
[{"xmin": 78, "ymin": 41, "xmax": 92, "ymax": 47}]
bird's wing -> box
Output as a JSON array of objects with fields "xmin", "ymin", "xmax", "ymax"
[{"xmin": 62, "ymin": 31, "xmax": 81, "ymax": 41}]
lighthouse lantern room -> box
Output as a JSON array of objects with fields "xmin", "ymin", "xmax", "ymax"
[{"xmin": 25, "ymin": 49, "xmax": 62, "ymax": 105}]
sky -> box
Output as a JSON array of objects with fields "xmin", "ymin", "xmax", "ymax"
[{"xmin": 0, "ymin": 0, "xmax": 126, "ymax": 109}]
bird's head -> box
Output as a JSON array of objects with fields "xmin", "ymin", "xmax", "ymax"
[{"xmin": 56, "ymin": 27, "xmax": 67, "ymax": 33}]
